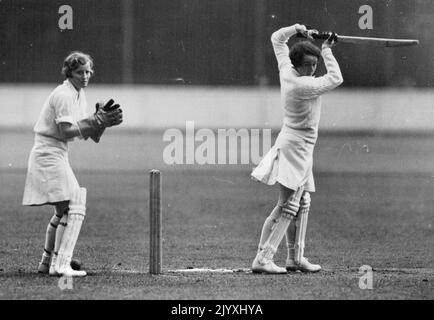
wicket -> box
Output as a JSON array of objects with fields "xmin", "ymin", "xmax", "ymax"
[{"xmin": 149, "ymin": 169, "xmax": 162, "ymax": 274}]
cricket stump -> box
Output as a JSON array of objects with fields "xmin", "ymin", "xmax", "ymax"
[{"xmin": 149, "ymin": 169, "xmax": 162, "ymax": 274}]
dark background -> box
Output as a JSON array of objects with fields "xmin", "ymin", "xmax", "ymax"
[{"xmin": 0, "ymin": 0, "xmax": 431, "ymax": 86}]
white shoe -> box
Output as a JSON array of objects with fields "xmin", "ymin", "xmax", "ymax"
[
  {"xmin": 49, "ymin": 256, "xmax": 82, "ymax": 276},
  {"xmin": 55, "ymin": 256, "xmax": 87, "ymax": 277},
  {"xmin": 59, "ymin": 266, "xmax": 87, "ymax": 277},
  {"xmin": 252, "ymin": 257, "xmax": 287, "ymax": 274},
  {"xmin": 286, "ymin": 257, "xmax": 321, "ymax": 273},
  {"xmin": 38, "ymin": 261, "xmax": 50, "ymax": 274},
  {"xmin": 38, "ymin": 252, "xmax": 52, "ymax": 274}
]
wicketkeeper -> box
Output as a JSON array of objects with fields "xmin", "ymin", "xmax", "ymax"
[
  {"xmin": 251, "ymin": 24, "xmax": 343, "ymax": 273},
  {"xmin": 22, "ymin": 51, "xmax": 123, "ymax": 277}
]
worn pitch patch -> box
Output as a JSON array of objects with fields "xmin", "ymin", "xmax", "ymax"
[{"xmin": 168, "ymin": 268, "xmax": 252, "ymax": 273}]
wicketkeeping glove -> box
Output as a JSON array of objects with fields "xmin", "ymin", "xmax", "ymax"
[
  {"xmin": 76, "ymin": 99, "xmax": 123, "ymax": 143},
  {"xmin": 101, "ymin": 98, "xmax": 121, "ymax": 112},
  {"xmin": 86, "ymin": 101, "xmax": 107, "ymax": 143},
  {"xmin": 94, "ymin": 107, "xmax": 123, "ymax": 128}
]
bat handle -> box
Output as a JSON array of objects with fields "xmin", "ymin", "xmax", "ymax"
[{"xmin": 296, "ymin": 32, "xmax": 333, "ymax": 40}]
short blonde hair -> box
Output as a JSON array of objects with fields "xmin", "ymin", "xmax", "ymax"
[{"xmin": 61, "ymin": 51, "xmax": 94, "ymax": 78}]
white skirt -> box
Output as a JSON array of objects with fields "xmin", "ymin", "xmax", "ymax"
[
  {"xmin": 22, "ymin": 134, "xmax": 79, "ymax": 206},
  {"xmin": 251, "ymin": 127, "xmax": 315, "ymax": 192}
]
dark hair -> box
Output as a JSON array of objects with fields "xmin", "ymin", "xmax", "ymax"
[
  {"xmin": 289, "ymin": 41, "xmax": 321, "ymax": 68},
  {"xmin": 61, "ymin": 51, "xmax": 94, "ymax": 78}
]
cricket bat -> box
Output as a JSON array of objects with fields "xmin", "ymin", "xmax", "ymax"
[{"xmin": 297, "ymin": 32, "xmax": 419, "ymax": 47}]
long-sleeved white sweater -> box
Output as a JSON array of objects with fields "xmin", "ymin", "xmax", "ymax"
[{"xmin": 271, "ymin": 25, "xmax": 343, "ymax": 143}]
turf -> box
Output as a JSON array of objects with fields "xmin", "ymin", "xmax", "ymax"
[{"xmin": 0, "ymin": 131, "xmax": 433, "ymax": 299}]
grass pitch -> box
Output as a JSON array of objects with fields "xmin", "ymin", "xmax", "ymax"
[{"xmin": 0, "ymin": 131, "xmax": 433, "ymax": 300}]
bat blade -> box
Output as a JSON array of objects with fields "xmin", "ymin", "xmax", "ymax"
[
  {"xmin": 297, "ymin": 32, "xmax": 419, "ymax": 47},
  {"xmin": 337, "ymin": 35, "xmax": 419, "ymax": 47}
]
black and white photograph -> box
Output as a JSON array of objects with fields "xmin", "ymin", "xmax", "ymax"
[{"xmin": 0, "ymin": 0, "xmax": 432, "ymax": 310}]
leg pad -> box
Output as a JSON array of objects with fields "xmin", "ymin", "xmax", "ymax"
[
  {"xmin": 294, "ymin": 192, "xmax": 310, "ymax": 263},
  {"xmin": 55, "ymin": 188, "xmax": 87, "ymax": 276},
  {"xmin": 257, "ymin": 187, "xmax": 304, "ymax": 263}
]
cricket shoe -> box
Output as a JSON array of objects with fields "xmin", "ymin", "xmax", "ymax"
[
  {"xmin": 252, "ymin": 257, "xmax": 287, "ymax": 274},
  {"xmin": 49, "ymin": 256, "xmax": 85, "ymax": 276},
  {"xmin": 56, "ymin": 266, "xmax": 87, "ymax": 277},
  {"xmin": 54, "ymin": 255, "xmax": 87, "ymax": 277},
  {"xmin": 286, "ymin": 257, "xmax": 321, "ymax": 273},
  {"xmin": 38, "ymin": 261, "xmax": 50, "ymax": 274},
  {"xmin": 41, "ymin": 256, "xmax": 82, "ymax": 276}
]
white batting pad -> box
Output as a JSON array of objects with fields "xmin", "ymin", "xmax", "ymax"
[{"xmin": 294, "ymin": 192, "xmax": 310, "ymax": 263}]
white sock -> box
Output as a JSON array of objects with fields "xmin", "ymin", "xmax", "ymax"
[
  {"xmin": 41, "ymin": 212, "xmax": 62, "ymax": 260},
  {"xmin": 40, "ymin": 250, "xmax": 51, "ymax": 266}
]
